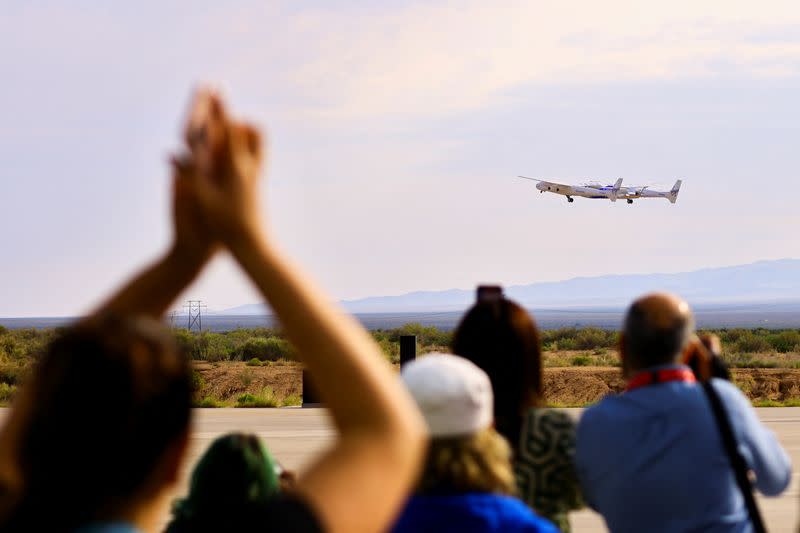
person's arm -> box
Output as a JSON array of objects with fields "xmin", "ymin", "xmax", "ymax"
[
  {"xmin": 86, "ymin": 158, "xmax": 217, "ymax": 321},
  {"xmin": 189, "ymin": 94, "xmax": 427, "ymax": 533},
  {"xmin": 715, "ymin": 380, "xmax": 792, "ymax": 496},
  {"xmin": 233, "ymin": 232, "xmax": 426, "ymax": 532}
]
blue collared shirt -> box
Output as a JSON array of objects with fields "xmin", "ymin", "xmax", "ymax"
[{"xmin": 576, "ymin": 365, "xmax": 791, "ymax": 533}]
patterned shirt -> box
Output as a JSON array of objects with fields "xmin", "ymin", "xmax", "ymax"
[{"xmin": 515, "ymin": 408, "xmax": 583, "ymax": 532}]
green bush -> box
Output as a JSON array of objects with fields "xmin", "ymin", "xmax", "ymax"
[
  {"xmin": 0, "ymin": 383, "xmax": 17, "ymax": 403},
  {"xmin": 236, "ymin": 388, "xmax": 280, "ymax": 408},
  {"xmin": 239, "ymin": 368, "xmax": 254, "ymax": 387},
  {"xmin": 767, "ymin": 331, "xmax": 800, "ymax": 353},
  {"xmin": 246, "ymin": 358, "xmax": 263, "ymax": 367},
  {"xmin": 0, "ymin": 363, "xmax": 26, "ymax": 385},
  {"xmin": 574, "ymin": 328, "xmax": 617, "ymax": 350},
  {"xmin": 236, "ymin": 337, "xmax": 293, "ymax": 362},
  {"xmin": 571, "ymin": 355, "xmax": 592, "ymax": 366},
  {"xmin": 384, "ymin": 323, "xmax": 452, "ymax": 348},
  {"xmin": 190, "ymin": 370, "xmax": 206, "ymax": 393},
  {"xmin": 732, "ymin": 333, "xmax": 772, "ymax": 354},
  {"xmin": 195, "ymin": 396, "xmax": 224, "ymax": 408}
]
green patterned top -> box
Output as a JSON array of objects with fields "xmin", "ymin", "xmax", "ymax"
[{"xmin": 514, "ymin": 408, "xmax": 583, "ymax": 532}]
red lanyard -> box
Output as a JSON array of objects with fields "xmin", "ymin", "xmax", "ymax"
[{"xmin": 626, "ymin": 368, "xmax": 696, "ymax": 392}]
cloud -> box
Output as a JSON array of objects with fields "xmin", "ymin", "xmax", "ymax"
[{"xmin": 252, "ymin": 0, "xmax": 800, "ymax": 119}]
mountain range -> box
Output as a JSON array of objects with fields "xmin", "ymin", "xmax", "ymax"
[{"xmin": 215, "ymin": 258, "xmax": 800, "ymax": 315}]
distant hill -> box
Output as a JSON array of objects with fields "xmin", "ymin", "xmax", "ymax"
[{"xmin": 216, "ymin": 259, "xmax": 800, "ymax": 315}]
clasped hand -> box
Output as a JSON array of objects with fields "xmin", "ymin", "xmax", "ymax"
[{"xmin": 169, "ymin": 89, "xmax": 265, "ymax": 264}]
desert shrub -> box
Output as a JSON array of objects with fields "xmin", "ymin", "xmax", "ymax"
[
  {"xmin": 239, "ymin": 368, "xmax": 254, "ymax": 387},
  {"xmin": 236, "ymin": 388, "xmax": 280, "ymax": 408},
  {"xmin": 246, "ymin": 358, "xmax": 263, "ymax": 367},
  {"xmin": 571, "ymin": 355, "xmax": 591, "ymax": 366},
  {"xmin": 375, "ymin": 337, "xmax": 400, "ymax": 364},
  {"xmin": 195, "ymin": 396, "xmax": 224, "ymax": 408},
  {"xmin": 386, "ymin": 323, "xmax": 452, "ymax": 347},
  {"xmin": 236, "ymin": 337, "xmax": 294, "ymax": 362},
  {"xmin": 200, "ymin": 333, "xmax": 233, "ymax": 362},
  {"xmin": 282, "ymin": 393, "xmax": 302, "ymax": 407},
  {"xmin": 574, "ymin": 328, "xmax": 617, "ymax": 350},
  {"xmin": 728, "ymin": 357, "xmax": 779, "ymax": 369},
  {"xmin": 767, "ymin": 331, "xmax": 800, "ymax": 353},
  {"xmin": 541, "ymin": 327, "xmax": 618, "ymax": 351},
  {"xmin": 541, "ymin": 328, "xmax": 577, "ymax": 350},
  {"xmin": 0, "ymin": 383, "xmax": 17, "ymax": 403},
  {"xmin": 555, "ymin": 338, "xmax": 577, "ymax": 351},
  {"xmin": 0, "ymin": 362, "xmax": 27, "ymax": 385},
  {"xmin": 732, "ymin": 332, "xmax": 772, "ymax": 354},
  {"xmin": 190, "ymin": 369, "xmax": 206, "ymax": 394}
]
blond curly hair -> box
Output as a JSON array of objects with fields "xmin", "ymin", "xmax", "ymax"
[{"xmin": 417, "ymin": 428, "xmax": 516, "ymax": 495}]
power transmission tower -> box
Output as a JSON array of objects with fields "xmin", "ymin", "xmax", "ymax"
[{"xmin": 183, "ymin": 300, "xmax": 207, "ymax": 332}]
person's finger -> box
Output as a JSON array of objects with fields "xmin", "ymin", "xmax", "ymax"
[
  {"xmin": 226, "ymin": 122, "xmax": 264, "ymax": 184},
  {"xmin": 206, "ymin": 95, "xmax": 235, "ymax": 183},
  {"xmin": 239, "ymin": 123, "xmax": 263, "ymax": 161}
]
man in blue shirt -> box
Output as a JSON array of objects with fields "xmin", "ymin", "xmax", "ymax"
[{"xmin": 576, "ymin": 293, "xmax": 791, "ymax": 533}]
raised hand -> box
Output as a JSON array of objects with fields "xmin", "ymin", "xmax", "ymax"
[
  {"xmin": 185, "ymin": 91, "xmax": 265, "ymax": 246},
  {"xmin": 169, "ymin": 155, "xmax": 218, "ymax": 264}
]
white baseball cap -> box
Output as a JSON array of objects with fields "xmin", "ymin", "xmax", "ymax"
[{"xmin": 401, "ymin": 353, "xmax": 493, "ymax": 438}]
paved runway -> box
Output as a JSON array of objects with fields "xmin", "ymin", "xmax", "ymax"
[{"xmin": 1, "ymin": 407, "xmax": 798, "ymax": 531}]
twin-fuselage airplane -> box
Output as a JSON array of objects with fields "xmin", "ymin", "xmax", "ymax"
[{"xmin": 517, "ymin": 176, "xmax": 682, "ymax": 204}]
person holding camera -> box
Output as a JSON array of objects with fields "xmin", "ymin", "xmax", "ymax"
[{"xmin": 575, "ymin": 293, "xmax": 791, "ymax": 533}]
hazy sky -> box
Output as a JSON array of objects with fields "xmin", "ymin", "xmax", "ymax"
[{"xmin": 2, "ymin": 1, "xmax": 800, "ymax": 317}]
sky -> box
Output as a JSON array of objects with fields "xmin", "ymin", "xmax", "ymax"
[{"xmin": 2, "ymin": 0, "xmax": 800, "ymax": 317}]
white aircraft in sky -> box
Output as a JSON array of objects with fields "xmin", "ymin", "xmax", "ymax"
[{"xmin": 517, "ymin": 176, "xmax": 682, "ymax": 204}]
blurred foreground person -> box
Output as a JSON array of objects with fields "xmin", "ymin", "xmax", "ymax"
[
  {"xmin": 0, "ymin": 317, "xmax": 192, "ymax": 532},
  {"xmin": 452, "ymin": 287, "xmax": 582, "ymax": 532},
  {"xmin": 0, "ymin": 90, "xmax": 426, "ymax": 533},
  {"xmin": 392, "ymin": 354, "xmax": 558, "ymax": 533},
  {"xmin": 576, "ymin": 293, "xmax": 791, "ymax": 533},
  {"xmin": 166, "ymin": 433, "xmax": 282, "ymax": 532}
]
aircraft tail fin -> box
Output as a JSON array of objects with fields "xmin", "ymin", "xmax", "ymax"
[
  {"xmin": 668, "ymin": 179, "xmax": 682, "ymax": 204},
  {"xmin": 610, "ymin": 178, "xmax": 623, "ymax": 202}
]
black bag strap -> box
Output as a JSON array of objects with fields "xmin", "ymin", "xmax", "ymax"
[{"xmin": 702, "ymin": 381, "xmax": 767, "ymax": 533}]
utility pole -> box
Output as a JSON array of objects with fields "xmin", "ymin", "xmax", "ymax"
[{"xmin": 183, "ymin": 300, "xmax": 207, "ymax": 332}]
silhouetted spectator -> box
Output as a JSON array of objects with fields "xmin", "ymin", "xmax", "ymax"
[
  {"xmin": 0, "ymin": 316, "xmax": 193, "ymax": 532},
  {"xmin": 453, "ymin": 288, "xmax": 582, "ymax": 531},
  {"xmin": 166, "ymin": 433, "xmax": 282, "ymax": 532},
  {"xmin": 392, "ymin": 354, "xmax": 558, "ymax": 533},
  {"xmin": 576, "ymin": 293, "xmax": 791, "ymax": 532}
]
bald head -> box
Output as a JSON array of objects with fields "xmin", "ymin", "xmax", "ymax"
[{"xmin": 622, "ymin": 293, "xmax": 694, "ymax": 373}]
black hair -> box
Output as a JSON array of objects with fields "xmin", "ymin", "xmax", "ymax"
[{"xmin": 451, "ymin": 299, "xmax": 542, "ymax": 451}]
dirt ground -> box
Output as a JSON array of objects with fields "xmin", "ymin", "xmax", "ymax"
[{"xmin": 194, "ymin": 361, "xmax": 800, "ymax": 406}]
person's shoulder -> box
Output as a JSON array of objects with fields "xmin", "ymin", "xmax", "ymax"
[
  {"xmin": 577, "ymin": 394, "xmax": 622, "ymax": 428},
  {"xmin": 707, "ymin": 377, "xmax": 752, "ymax": 412},
  {"xmin": 485, "ymin": 494, "xmax": 560, "ymax": 532},
  {"xmin": 246, "ymin": 495, "xmax": 324, "ymax": 533}
]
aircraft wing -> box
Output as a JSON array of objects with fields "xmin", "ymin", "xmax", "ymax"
[{"xmin": 517, "ymin": 176, "xmax": 565, "ymax": 186}]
